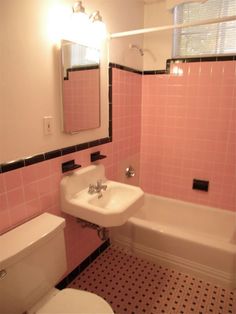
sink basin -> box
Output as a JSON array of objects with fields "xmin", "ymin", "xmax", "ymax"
[{"xmin": 60, "ymin": 165, "xmax": 144, "ymax": 227}]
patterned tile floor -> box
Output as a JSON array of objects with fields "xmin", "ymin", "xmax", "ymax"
[{"xmin": 69, "ymin": 245, "xmax": 236, "ymax": 314}]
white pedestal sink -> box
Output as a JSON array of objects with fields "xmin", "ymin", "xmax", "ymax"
[{"xmin": 60, "ymin": 164, "xmax": 144, "ymax": 227}]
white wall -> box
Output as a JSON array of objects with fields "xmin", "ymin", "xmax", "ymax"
[
  {"xmin": 143, "ymin": 0, "xmax": 173, "ymax": 70},
  {"xmin": 0, "ymin": 0, "xmax": 144, "ymax": 163},
  {"xmin": 93, "ymin": 0, "xmax": 144, "ymax": 70}
]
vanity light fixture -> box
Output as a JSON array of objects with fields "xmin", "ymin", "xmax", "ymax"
[
  {"xmin": 69, "ymin": 1, "xmax": 107, "ymax": 46},
  {"xmin": 90, "ymin": 10, "xmax": 103, "ymax": 23},
  {"xmin": 89, "ymin": 10, "xmax": 107, "ymax": 43},
  {"xmin": 72, "ymin": 1, "xmax": 86, "ymax": 14},
  {"xmin": 71, "ymin": 0, "xmax": 89, "ymax": 27}
]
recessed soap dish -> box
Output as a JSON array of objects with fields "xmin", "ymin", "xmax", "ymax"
[
  {"xmin": 90, "ymin": 151, "xmax": 107, "ymax": 162},
  {"xmin": 62, "ymin": 160, "xmax": 81, "ymax": 173}
]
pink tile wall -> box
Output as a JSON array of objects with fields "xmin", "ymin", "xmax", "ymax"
[
  {"xmin": 0, "ymin": 143, "xmax": 113, "ymax": 275},
  {"xmin": 0, "ymin": 66, "xmax": 141, "ymax": 276},
  {"xmin": 141, "ymin": 61, "xmax": 236, "ymax": 211},
  {"xmin": 1, "ymin": 60, "xmax": 235, "ymax": 277},
  {"xmin": 111, "ymin": 68, "xmax": 142, "ymax": 185}
]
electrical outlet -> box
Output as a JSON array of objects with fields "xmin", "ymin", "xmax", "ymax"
[{"xmin": 43, "ymin": 116, "xmax": 53, "ymax": 135}]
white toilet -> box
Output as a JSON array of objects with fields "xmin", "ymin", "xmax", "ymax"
[{"xmin": 0, "ymin": 213, "xmax": 114, "ymax": 314}]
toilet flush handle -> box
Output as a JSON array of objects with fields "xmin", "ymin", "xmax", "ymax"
[{"xmin": 0, "ymin": 269, "xmax": 7, "ymax": 279}]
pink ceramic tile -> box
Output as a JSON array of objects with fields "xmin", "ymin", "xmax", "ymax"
[
  {"xmin": 8, "ymin": 203, "xmax": 27, "ymax": 227},
  {"xmin": 7, "ymin": 187, "xmax": 24, "ymax": 208},
  {"xmin": 35, "ymin": 161, "xmax": 51, "ymax": 179},
  {"xmin": 37, "ymin": 177, "xmax": 52, "ymax": 196},
  {"xmin": 4, "ymin": 169, "xmax": 22, "ymax": 191},
  {"xmin": 223, "ymin": 61, "xmax": 236, "ymax": 76},
  {"xmin": 141, "ymin": 61, "xmax": 236, "ymax": 211},
  {"xmin": 199, "ymin": 62, "xmax": 213, "ymax": 75},
  {"xmin": 0, "ymin": 193, "xmax": 8, "ymax": 211},
  {"xmin": 23, "ymin": 182, "xmax": 39, "ymax": 202},
  {"xmin": 21, "ymin": 164, "xmax": 38, "ymax": 184},
  {"xmin": 0, "ymin": 210, "xmax": 10, "ymax": 234},
  {"xmin": 0, "ymin": 174, "xmax": 6, "ymax": 193},
  {"xmin": 187, "ymin": 62, "xmax": 200, "ymax": 76},
  {"xmin": 25, "ymin": 199, "xmax": 41, "ymax": 217},
  {"xmin": 39, "ymin": 193, "xmax": 54, "ymax": 211}
]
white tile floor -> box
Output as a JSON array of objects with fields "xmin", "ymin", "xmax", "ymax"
[{"xmin": 69, "ymin": 245, "xmax": 236, "ymax": 314}]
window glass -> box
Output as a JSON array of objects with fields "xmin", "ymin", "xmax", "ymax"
[{"xmin": 173, "ymin": 0, "xmax": 236, "ymax": 57}]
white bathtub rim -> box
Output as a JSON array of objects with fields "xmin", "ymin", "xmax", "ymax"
[
  {"xmin": 112, "ymin": 236, "xmax": 236, "ymax": 289},
  {"xmin": 139, "ymin": 193, "xmax": 236, "ymax": 243},
  {"xmin": 128, "ymin": 217, "xmax": 236, "ymax": 253},
  {"xmin": 143, "ymin": 193, "xmax": 236, "ymax": 217}
]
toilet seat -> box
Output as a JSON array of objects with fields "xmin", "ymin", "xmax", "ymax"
[{"xmin": 36, "ymin": 288, "xmax": 114, "ymax": 314}]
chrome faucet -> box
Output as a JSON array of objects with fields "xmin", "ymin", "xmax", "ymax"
[{"xmin": 88, "ymin": 180, "xmax": 107, "ymax": 198}]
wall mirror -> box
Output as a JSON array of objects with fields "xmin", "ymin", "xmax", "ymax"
[{"xmin": 61, "ymin": 40, "xmax": 101, "ymax": 134}]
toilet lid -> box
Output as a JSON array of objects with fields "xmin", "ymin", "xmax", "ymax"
[{"xmin": 37, "ymin": 288, "xmax": 114, "ymax": 314}]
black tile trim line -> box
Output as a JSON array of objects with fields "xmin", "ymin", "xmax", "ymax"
[
  {"xmin": 110, "ymin": 55, "xmax": 236, "ymax": 76},
  {"xmin": 0, "ymin": 137, "xmax": 112, "ymax": 173},
  {"xmin": 56, "ymin": 239, "xmax": 110, "ymax": 290},
  {"xmin": 0, "ymin": 65, "xmax": 113, "ymax": 173},
  {"xmin": 143, "ymin": 55, "xmax": 236, "ymax": 75},
  {"xmin": 166, "ymin": 55, "xmax": 236, "ymax": 70},
  {"xmin": 143, "ymin": 69, "xmax": 168, "ymax": 75},
  {"xmin": 64, "ymin": 65, "xmax": 100, "ymax": 80},
  {"xmin": 2, "ymin": 56, "xmax": 235, "ymax": 173},
  {"xmin": 109, "ymin": 62, "xmax": 142, "ymax": 75}
]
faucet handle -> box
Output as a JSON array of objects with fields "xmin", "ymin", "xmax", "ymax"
[{"xmin": 88, "ymin": 184, "xmax": 95, "ymax": 194}]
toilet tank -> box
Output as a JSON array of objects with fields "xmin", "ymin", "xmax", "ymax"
[{"xmin": 0, "ymin": 213, "xmax": 67, "ymax": 314}]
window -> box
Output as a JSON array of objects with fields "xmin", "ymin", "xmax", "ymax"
[{"xmin": 173, "ymin": 0, "xmax": 236, "ymax": 57}]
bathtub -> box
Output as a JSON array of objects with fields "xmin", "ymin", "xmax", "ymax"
[{"xmin": 111, "ymin": 193, "xmax": 236, "ymax": 289}]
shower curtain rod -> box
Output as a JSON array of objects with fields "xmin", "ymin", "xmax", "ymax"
[{"xmin": 110, "ymin": 15, "xmax": 236, "ymax": 38}]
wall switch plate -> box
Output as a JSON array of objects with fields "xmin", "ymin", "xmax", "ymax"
[{"xmin": 43, "ymin": 116, "xmax": 53, "ymax": 135}]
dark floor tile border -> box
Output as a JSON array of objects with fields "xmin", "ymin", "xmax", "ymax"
[{"xmin": 56, "ymin": 239, "xmax": 110, "ymax": 290}]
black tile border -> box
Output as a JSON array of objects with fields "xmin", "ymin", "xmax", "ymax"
[
  {"xmin": 56, "ymin": 239, "xmax": 110, "ymax": 290},
  {"xmin": 143, "ymin": 70, "xmax": 167, "ymax": 75},
  {"xmin": 1, "ymin": 56, "xmax": 235, "ymax": 173},
  {"xmin": 25, "ymin": 154, "xmax": 45, "ymax": 166},
  {"xmin": 109, "ymin": 62, "xmax": 142, "ymax": 75},
  {"xmin": 144, "ymin": 55, "xmax": 236, "ymax": 75},
  {"xmin": 1, "ymin": 160, "xmax": 25, "ymax": 173},
  {"xmin": 0, "ymin": 66, "xmax": 113, "ymax": 173},
  {"xmin": 64, "ymin": 65, "xmax": 100, "ymax": 80},
  {"xmin": 0, "ymin": 136, "xmax": 112, "ymax": 173},
  {"xmin": 112, "ymin": 55, "xmax": 236, "ymax": 76}
]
